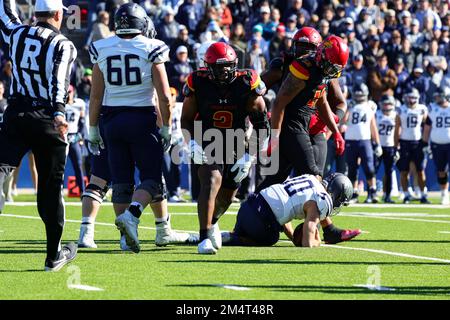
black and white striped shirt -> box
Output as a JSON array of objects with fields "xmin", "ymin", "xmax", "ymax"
[{"xmin": 0, "ymin": 0, "xmax": 77, "ymax": 114}]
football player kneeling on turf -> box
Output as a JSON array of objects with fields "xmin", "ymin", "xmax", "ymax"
[{"xmin": 221, "ymin": 173, "xmax": 355, "ymax": 247}]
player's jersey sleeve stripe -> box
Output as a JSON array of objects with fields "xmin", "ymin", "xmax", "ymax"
[
  {"xmin": 186, "ymin": 74, "xmax": 195, "ymax": 91},
  {"xmin": 150, "ymin": 46, "xmax": 169, "ymax": 63},
  {"xmin": 289, "ymin": 60, "xmax": 310, "ymax": 80},
  {"xmin": 148, "ymin": 44, "xmax": 165, "ymax": 61},
  {"xmin": 88, "ymin": 42, "xmax": 98, "ymax": 63}
]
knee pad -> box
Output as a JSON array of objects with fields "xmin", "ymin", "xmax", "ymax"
[
  {"xmin": 82, "ymin": 183, "xmax": 109, "ymax": 203},
  {"xmin": 136, "ymin": 179, "xmax": 166, "ymax": 203},
  {"xmin": 438, "ymin": 174, "xmax": 448, "ymax": 185},
  {"xmin": 112, "ymin": 183, "xmax": 135, "ymax": 203}
]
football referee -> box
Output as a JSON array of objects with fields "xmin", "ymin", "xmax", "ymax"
[{"xmin": 0, "ymin": 0, "xmax": 78, "ymax": 271}]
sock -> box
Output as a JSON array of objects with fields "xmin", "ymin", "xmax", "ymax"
[
  {"xmin": 155, "ymin": 214, "xmax": 169, "ymax": 224},
  {"xmin": 211, "ymin": 217, "xmax": 219, "ymax": 225},
  {"xmin": 81, "ymin": 216, "xmax": 94, "ymax": 225},
  {"xmin": 128, "ymin": 202, "xmax": 144, "ymax": 219},
  {"xmin": 200, "ymin": 229, "xmax": 208, "ymax": 242},
  {"xmin": 323, "ymin": 224, "xmax": 340, "ymax": 235}
]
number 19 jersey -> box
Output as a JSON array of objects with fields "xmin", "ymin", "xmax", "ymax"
[
  {"xmin": 260, "ymin": 175, "xmax": 333, "ymax": 225},
  {"xmin": 398, "ymin": 104, "xmax": 427, "ymax": 141},
  {"xmin": 89, "ymin": 35, "xmax": 169, "ymax": 108}
]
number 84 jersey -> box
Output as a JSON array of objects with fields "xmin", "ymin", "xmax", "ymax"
[
  {"xmin": 260, "ymin": 175, "xmax": 333, "ymax": 225},
  {"xmin": 89, "ymin": 35, "xmax": 169, "ymax": 107}
]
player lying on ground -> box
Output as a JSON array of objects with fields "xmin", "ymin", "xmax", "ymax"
[{"xmin": 221, "ymin": 173, "xmax": 354, "ymax": 247}]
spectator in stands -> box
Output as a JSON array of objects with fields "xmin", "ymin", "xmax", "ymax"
[
  {"xmin": 256, "ymin": 6, "xmax": 277, "ymax": 41},
  {"xmin": 403, "ymin": 66, "xmax": 429, "ymax": 104},
  {"xmin": 346, "ymin": 29, "xmax": 363, "ymax": 59},
  {"xmin": 398, "ymin": 10, "xmax": 412, "ymax": 38},
  {"xmin": 385, "ymin": 30, "xmax": 402, "ymax": 67},
  {"xmin": 393, "ymin": 58, "xmax": 409, "ymax": 101},
  {"xmin": 246, "ymin": 37, "xmax": 266, "ymax": 74},
  {"xmin": 283, "ymin": 0, "xmax": 310, "ymax": 25},
  {"xmin": 229, "ymin": 23, "xmax": 247, "ymax": 53},
  {"xmin": 368, "ymin": 53, "xmax": 398, "ymax": 102},
  {"xmin": 422, "ymin": 61, "xmax": 442, "ymax": 104},
  {"xmin": 346, "ymin": 54, "xmax": 368, "ymax": 90},
  {"xmin": 355, "ymin": 8, "xmax": 372, "ymax": 41},
  {"xmin": 424, "ymin": 39, "xmax": 448, "ymax": 72},
  {"xmin": 0, "ymin": 61, "xmax": 12, "ymax": 99},
  {"xmin": 168, "ymin": 46, "xmax": 193, "ymax": 101},
  {"xmin": 384, "ymin": 9, "xmax": 397, "ymax": 33},
  {"xmin": 90, "ymin": 11, "xmax": 114, "ymax": 44},
  {"xmin": 142, "ymin": 0, "xmax": 166, "ymax": 22},
  {"xmin": 416, "ymin": 0, "xmax": 442, "ymax": 31},
  {"xmin": 247, "ymin": 24, "xmax": 269, "ymax": 62},
  {"xmin": 285, "ymin": 14, "xmax": 298, "ymax": 39},
  {"xmin": 170, "ymin": 25, "xmax": 195, "ymax": 61},
  {"xmin": 77, "ymin": 69, "xmax": 93, "ymax": 104},
  {"xmin": 318, "ymin": 19, "xmax": 330, "ymax": 39},
  {"xmin": 268, "ymin": 24, "xmax": 285, "ymax": 62},
  {"xmin": 156, "ymin": 7, "xmax": 180, "ymax": 46},
  {"xmin": 175, "ymin": 0, "xmax": 202, "ymax": 34},
  {"xmin": 396, "ymin": 37, "xmax": 418, "ymax": 74},
  {"xmin": 362, "ymin": 34, "xmax": 384, "ymax": 69},
  {"xmin": 229, "ymin": 0, "xmax": 250, "ymax": 27},
  {"xmin": 219, "ymin": 0, "xmax": 233, "ymax": 28}
]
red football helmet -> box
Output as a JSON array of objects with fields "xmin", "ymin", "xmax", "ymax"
[
  {"xmin": 315, "ymin": 35, "xmax": 349, "ymax": 78},
  {"xmin": 203, "ymin": 42, "xmax": 238, "ymax": 85},
  {"xmin": 292, "ymin": 27, "xmax": 322, "ymax": 57}
]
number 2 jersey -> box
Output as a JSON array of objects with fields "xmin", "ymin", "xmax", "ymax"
[
  {"xmin": 427, "ymin": 105, "xmax": 450, "ymax": 144},
  {"xmin": 260, "ymin": 174, "xmax": 333, "ymax": 225},
  {"xmin": 89, "ymin": 35, "xmax": 169, "ymax": 107},
  {"xmin": 398, "ymin": 104, "xmax": 427, "ymax": 141},
  {"xmin": 183, "ymin": 68, "xmax": 266, "ymax": 147},
  {"xmin": 345, "ymin": 101, "xmax": 376, "ymax": 141}
]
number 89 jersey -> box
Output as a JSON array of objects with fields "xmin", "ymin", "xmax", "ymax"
[
  {"xmin": 260, "ymin": 175, "xmax": 333, "ymax": 225},
  {"xmin": 428, "ymin": 105, "xmax": 450, "ymax": 144},
  {"xmin": 398, "ymin": 104, "xmax": 427, "ymax": 141},
  {"xmin": 89, "ymin": 35, "xmax": 169, "ymax": 107}
]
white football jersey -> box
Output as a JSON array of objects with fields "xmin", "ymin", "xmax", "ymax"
[
  {"xmin": 345, "ymin": 101, "xmax": 376, "ymax": 140},
  {"xmin": 398, "ymin": 104, "xmax": 427, "ymax": 141},
  {"xmin": 428, "ymin": 105, "xmax": 450, "ymax": 144},
  {"xmin": 260, "ymin": 175, "xmax": 333, "ymax": 225},
  {"xmin": 171, "ymin": 102, "xmax": 183, "ymax": 144},
  {"xmin": 66, "ymin": 98, "xmax": 85, "ymax": 134},
  {"xmin": 89, "ymin": 35, "xmax": 169, "ymax": 108},
  {"xmin": 376, "ymin": 110, "xmax": 396, "ymax": 147}
]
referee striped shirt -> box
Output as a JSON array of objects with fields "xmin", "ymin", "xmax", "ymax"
[{"xmin": 0, "ymin": 0, "xmax": 77, "ymax": 114}]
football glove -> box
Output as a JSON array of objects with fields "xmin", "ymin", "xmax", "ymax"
[
  {"xmin": 230, "ymin": 153, "xmax": 255, "ymax": 183},
  {"xmin": 421, "ymin": 141, "xmax": 432, "ymax": 158},
  {"xmin": 88, "ymin": 126, "xmax": 104, "ymax": 156},
  {"xmin": 159, "ymin": 125, "xmax": 172, "ymax": 153},
  {"xmin": 393, "ymin": 149, "xmax": 400, "ymax": 164},
  {"xmin": 189, "ymin": 139, "xmax": 207, "ymax": 165},
  {"xmin": 374, "ymin": 144, "xmax": 383, "ymax": 158},
  {"xmin": 334, "ymin": 132, "xmax": 345, "ymax": 156}
]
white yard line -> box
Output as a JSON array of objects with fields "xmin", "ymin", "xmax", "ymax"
[
  {"xmin": 321, "ymin": 244, "xmax": 450, "ymax": 264},
  {"xmin": 213, "ymin": 284, "xmax": 251, "ymax": 291},
  {"xmin": 438, "ymin": 231, "xmax": 450, "ymax": 234},
  {"xmin": 340, "ymin": 214, "xmax": 450, "ymax": 224},
  {"xmin": 353, "ymin": 284, "xmax": 396, "ymax": 292},
  {"xmin": 351, "ymin": 203, "xmax": 449, "ymax": 209},
  {"xmin": 68, "ymin": 284, "xmax": 104, "ymax": 291},
  {"xmin": 0, "ymin": 214, "xmax": 199, "ymax": 234},
  {"xmin": 342, "ymin": 212, "xmax": 450, "ymax": 218}
]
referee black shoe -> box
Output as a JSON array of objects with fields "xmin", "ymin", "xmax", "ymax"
[{"xmin": 44, "ymin": 243, "xmax": 78, "ymax": 272}]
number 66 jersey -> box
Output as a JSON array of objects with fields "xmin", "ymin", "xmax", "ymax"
[
  {"xmin": 89, "ymin": 35, "xmax": 169, "ymax": 107},
  {"xmin": 260, "ymin": 175, "xmax": 333, "ymax": 225}
]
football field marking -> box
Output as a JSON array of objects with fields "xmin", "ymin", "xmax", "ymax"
[
  {"xmin": 438, "ymin": 231, "xmax": 450, "ymax": 234},
  {"xmin": 213, "ymin": 284, "xmax": 251, "ymax": 291},
  {"xmin": 68, "ymin": 284, "xmax": 104, "ymax": 291},
  {"xmin": 353, "ymin": 284, "xmax": 396, "ymax": 292},
  {"xmin": 2, "ymin": 213, "xmax": 450, "ymax": 263},
  {"xmin": 322, "ymin": 244, "xmax": 450, "ymax": 264},
  {"xmin": 340, "ymin": 214, "xmax": 450, "ymax": 224}
]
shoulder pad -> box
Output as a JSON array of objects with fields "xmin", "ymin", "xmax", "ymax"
[
  {"xmin": 269, "ymin": 57, "xmax": 284, "ymax": 71},
  {"xmin": 289, "ymin": 58, "xmax": 311, "ymax": 80}
]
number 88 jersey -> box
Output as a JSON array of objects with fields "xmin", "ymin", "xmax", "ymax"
[
  {"xmin": 89, "ymin": 35, "xmax": 169, "ymax": 108},
  {"xmin": 398, "ymin": 104, "xmax": 428, "ymax": 141},
  {"xmin": 428, "ymin": 105, "xmax": 450, "ymax": 144}
]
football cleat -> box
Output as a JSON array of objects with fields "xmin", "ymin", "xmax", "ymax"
[
  {"xmin": 384, "ymin": 196, "xmax": 395, "ymax": 204},
  {"xmin": 78, "ymin": 224, "xmax": 97, "ymax": 248},
  {"xmin": 403, "ymin": 195, "xmax": 411, "ymax": 204},
  {"xmin": 198, "ymin": 238, "xmax": 217, "ymax": 254},
  {"xmin": 441, "ymin": 191, "xmax": 449, "ymax": 205},
  {"xmin": 45, "ymin": 243, "xmax": 77, "ymax": 272},
  {"xmin": 155, "ymin": 219, "xmax": 199, "ymax": 246},
  {"xmin": 208, "ymin": 223, "xmax": 222, "ymax": 249},
  {"xmin": 420, "ymin": 196, "xmax": 431, "ymax": 204},
  {"xmin": 221, "ymin": 231, "xmax": 232, "ymax": 244},
  {"xmin": 324, "ymin": 229, "xmax": 362, "ymax": 244},
  {"xmin": 120, "ymin": 235, "xmax": 131, "ymax": 252},
  {"xmin": 115, "ymin": 211, "xmax": 140, "ymax": 253}
]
